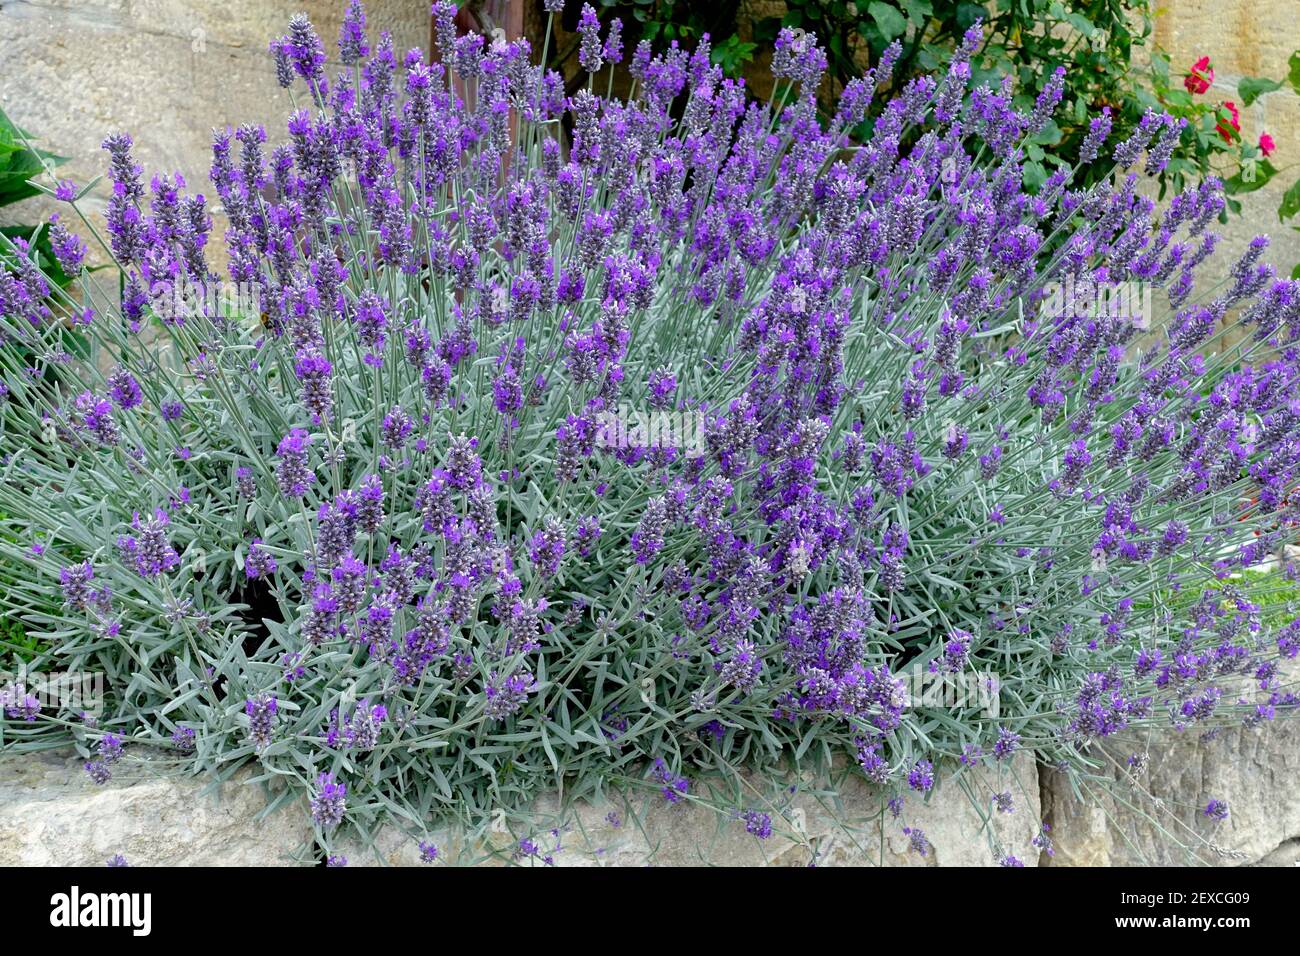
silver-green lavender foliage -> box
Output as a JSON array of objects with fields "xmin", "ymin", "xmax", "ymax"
[{"xmin": 0, "ymin": 3, "xmax": 1297, "ymax": 860}]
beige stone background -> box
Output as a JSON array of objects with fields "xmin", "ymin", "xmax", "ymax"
[{"xmin": 0, "ymin": 0, "xmax": 429, "ymax": 265}]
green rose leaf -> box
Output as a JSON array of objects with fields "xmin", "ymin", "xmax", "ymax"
[
  {"xmin": 868, "ymin": 1, "xmax": 908, "ymax": 41},
  {"xmin": 1225, "ymin": 159, "xmax": 1278, "ymax": 195},
  {"xmin": 1238, "ymin": 76, "xmax": 1283, "ymax": 106},
  {"xmin": 1280, "ymin": 177, "xmax": 1300, "ymax": 222}
]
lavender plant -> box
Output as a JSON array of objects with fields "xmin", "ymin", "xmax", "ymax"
[{"xmin": 1, "ymin": 2, "xmax": 1298, "ymax": 864}]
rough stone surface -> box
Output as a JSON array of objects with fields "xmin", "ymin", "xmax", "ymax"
[
  {"xmin": 0, "ymin": 0, "xmax": 429, "ymax": 273},
  {"xmin": 1042, "ymin": 716, "xmax": 1300, "ymax": 866},
  {"xmin": 0, "ymin": 0, "xmax": 428, "ymax": 191},
  {"xmin": 0, "ymin": 749, "xmax": 313, "ymax": 866},
  {"xmin": 0, "ymin": 749, "xmax": 1040, "ymax": 866},
  {"xmin": 337, "ymin": 754, "xmax": 1042, "ymax": 867},
  {"xmin": 5, "ymin": 724, "xmax": 1296, "ymax": 866}
]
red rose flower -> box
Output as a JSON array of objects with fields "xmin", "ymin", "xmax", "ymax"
[
  {"xmin": 1184, "ymin": 56, "xmax": 1214, "ymax": 95},
  {"xmin": 1215, "ymin": 101, "xmax": 1240, "ymax": 143},
  {"xmin": 1260, "ymin": 131, "xmax": 1277, "ymax": 156}
]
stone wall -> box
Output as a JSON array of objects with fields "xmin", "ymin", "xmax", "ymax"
[
  {"xmin": 3, "ymin": 731, "xmax": 1296, "ymax": 865},
  {"xmin": 0, "ymin": 749, "xmax": 314, "ymax": 866},
  {"xmin": 0, "ymin": 0, "xmax": 429, "ymax": 274},
  {"xmin": 1041, "ymin": 718, "xmax": 1300, "ymax": 867},
  {"xmin": 0, "ymin": 749, "xmax": 1045, "ymax": 866}
]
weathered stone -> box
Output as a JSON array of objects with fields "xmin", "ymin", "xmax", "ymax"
[
  {"xmin": 0, "ymin": 0, "xmax": 430, "ymax": 275},
  {"xmin": 0, "ymin": 745, "xmax": 1041, "ymax": 868},
  {"xmin": 337, "ymin": 753, "xmax": 1042, "ymax": 866},
  {"xmin": 1042, "ymin": 715, "xmax": 1300, "ymax": 866},
  {"xmin": 10, "ymin": 725, "xmax": 1296, "ymax": 867},
  {"xmin": 0, "ymin": 749, "xmax": 313, "ymax": 866},
  {"xmin": 1253, "ymin": 838, "xmax": 1300, "ymax": 866}
]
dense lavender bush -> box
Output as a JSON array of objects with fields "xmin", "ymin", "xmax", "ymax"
[{"xmin": 1, "ymin": 2, "xmax": 1298, "ymax": 863}]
